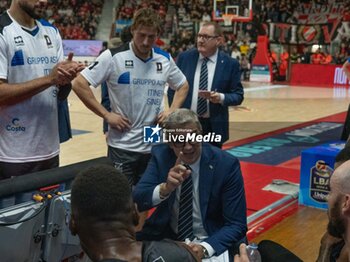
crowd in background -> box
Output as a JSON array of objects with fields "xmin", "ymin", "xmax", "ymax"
[
  {"xmin": 45, "ymin": 0, "xmax": 103, "ymax": 40},
  {"xmin": 114, "ymin": 0, "xmax": 349, "ymax": 81},
  {"xmin": 252, "ymin": 0, "xmax": 349, "ymax": 24},
  {"xmin": 0, "ymin": 0, "xmax": 9, "ymax": 14},
  {"xmin": 1, "ymin": 0, "xmax": 349, "ymax": 80},
  {"xmin": 0, "ymin": 0, "xmax": 103, "ymax": 40}
]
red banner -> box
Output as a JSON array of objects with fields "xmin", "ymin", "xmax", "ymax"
[
  {"xmin": 290, "ymin": 64, "xmax": 350, "ymax": 87},
  {"xmin": 267, "ymin": 21, "xmax": 349, "ymax": 44}
]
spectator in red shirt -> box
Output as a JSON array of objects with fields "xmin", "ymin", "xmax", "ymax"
[
  {"xmin": 311, "ymin": 48, "xmax": 324, "ymax": 64},
  {"xmin": 321, "ymin": 50, "xmax": 333, "ymax": 64}
]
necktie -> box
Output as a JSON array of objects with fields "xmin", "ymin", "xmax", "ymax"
[
  {"xmin": 177, "ymin": 174, "xmax": 194, "ymax": 241},
  {"xmin": 197, "ymin": 57, "xmax": 209, "ymax": 116}
]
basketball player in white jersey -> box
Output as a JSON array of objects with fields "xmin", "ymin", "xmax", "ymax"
[
  {"xmin": 72, "ymin": 8, "xmax": 189, "ymax": 187},
  {"xmin": 0, "ymin": 0, "xmax": 83, "ymax": 181}
]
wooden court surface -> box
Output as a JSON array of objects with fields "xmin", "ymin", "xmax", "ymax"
[{"xmin": 60, "ymin": 82, "xmax": 350, "ymax": 262}]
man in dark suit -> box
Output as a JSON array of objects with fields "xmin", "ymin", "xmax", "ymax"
[
  {"xmin": 133, "ymin": 109, "xmax": 247, "ymax": 260},
  {"xmin": 168, "ymin": 22, "xmax": 244, "ymax": 148}
]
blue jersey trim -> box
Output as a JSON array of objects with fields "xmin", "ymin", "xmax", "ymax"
[
  {"xmin": 21, "ymin": 26, "xmax": 39, "ymax": 36},
  {"xmin": 154, "ymin": 47, "xmax": 170, "ymax": 61},
  {"xmin": 38, "ymin": 19, "xmax": 58, "ymax": 32},
  {"xmin": 144, "ymin": 57, "xmax": 153, "ymax": 63}
]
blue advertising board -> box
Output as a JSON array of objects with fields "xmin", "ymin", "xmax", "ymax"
[
  {"xmin": 250, "ymin": 64, "xmax": 271, "ymax": 82},
  {"xmin": 226, "ymin": 122, "xmax": 343, "ymax": 165},
  {"xmin": 299, "ymin": 141, "xmax": 344, "ymax": 209},
  {"xmin": 115, "ymin": 19, "xmax": 132, "ymax": 34}
]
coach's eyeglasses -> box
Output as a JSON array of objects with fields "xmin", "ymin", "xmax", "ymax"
[
  {"xmin": 197, "ymin": 34, "xmax": 219, "ymax": 42},
  {"xmin": 172, "ymin": 139, "xmax": 199, "ymax": 148},
  {"xmin": 170, "ymin": 131, "xmax": 201, "ymax": 148}
]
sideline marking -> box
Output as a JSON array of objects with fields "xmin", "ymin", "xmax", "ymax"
[{"xmin": 245, "ymin": 85, "xmax": 289, "ymax": 92}]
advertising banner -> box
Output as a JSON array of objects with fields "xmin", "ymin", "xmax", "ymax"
[
  {"xmin": 290, "ymin": 64, "xmax": 350, "ymax": 87},
  {"xmin": 250, "ymin": 64, "xmax": 271, "ymax": 82},
  {"xmin": 63, "ymin": 40, "xmax": 103, "ymax": 57}
]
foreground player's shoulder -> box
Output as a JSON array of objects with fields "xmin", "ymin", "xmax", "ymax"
[
  {"xmin": 153, "ymin": 47, "xmax": 170, "ymax": 61},
  {"xmin": 38, "ymin": 19, "xmax": 58, "ymax": 33}
]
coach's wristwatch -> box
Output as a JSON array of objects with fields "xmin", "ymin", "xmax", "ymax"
[{"xmin": 201, "ymin": 245, "xmax": 210, "ymax": 258}]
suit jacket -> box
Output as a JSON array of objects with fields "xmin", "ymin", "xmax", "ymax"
[
  {"xmin": 168, "ymin": 48, "xmax": 244, "ymax": 143},
  {"xmin": 133, "ymin": 143, "xmax": 247, "ymax": 256}
]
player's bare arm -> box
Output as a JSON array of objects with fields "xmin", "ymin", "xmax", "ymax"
[
  {"xmin": 72, "ymin": 75, "xmax": 131, "ymax": 132},
  {"xmin": 0, "ymin": 53, "xmax": 81, "ymax": 106},
  {"xmin": 157, "ymin": 80, "xmax": 189, "ymax": 123}
]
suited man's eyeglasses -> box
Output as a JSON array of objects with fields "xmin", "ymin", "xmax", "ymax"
[
  {"xmin": 168, "ymin": 131, "xmax": 201, "ymax": 148},
  {"xmin": 172, "ymin": 140, "xmax": 199, "ymax": 148},
  {"xmin": 197, "ymin": 34, "xmax": 218, "ymax": 42}
]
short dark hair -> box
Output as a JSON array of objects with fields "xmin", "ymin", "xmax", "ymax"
[
  {"xmin": 335, "ymin": 146, "xmax": 350, "ymax": 165},
  {"xmin": 71, "ymin": 165, "xmax": 132, "ymax": 220},
  {"xmin": 131, "ymin": 8, "xmax": 162, "ymax": 34}
]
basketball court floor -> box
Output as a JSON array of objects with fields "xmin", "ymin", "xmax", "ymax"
[{"xmin": 60, "ymin": 81, "xmax": 350, "ymax": 261}]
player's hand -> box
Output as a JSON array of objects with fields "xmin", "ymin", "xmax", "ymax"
[
  {"xmin": 104, "ymin": 112, "xmax": 131, "ymax": 132},
  {"xmin": 52, "ymin": 53, "xmax": 84, "ymax": 85},
  {"xmin": 234, "ymin": 244, "xmax": 250, "ymax": 262},
  {"xmin": 157, "ymin": 109, "xmax": 173, "ymax": 125},
  {"xmin": 164, "ymin": 157, "xmax": 191, "ymax": 194},
  {"xmin": 209, "ymin": 91, "xmax": 221, "ymax": 104},
  {"xmin": 64, "ymin": 52, "xmax": 84, "ymax": 72},
  {"xmin": 59, "ymin": 52, "xmax": 85, "ymax": 76}
]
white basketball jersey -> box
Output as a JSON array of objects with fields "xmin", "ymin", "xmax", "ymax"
[
  {"xmin": 0, "ymin": 11, "xmax": 63, "ymax": 163},
  {"xmin": 81, "ymin": 42, "xmax": 186, "ymax": 153}
]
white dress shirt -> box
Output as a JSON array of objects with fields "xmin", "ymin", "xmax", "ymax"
[{"xmin": 190, "ymin": 49, "xmax": 224, "ymax": 118}]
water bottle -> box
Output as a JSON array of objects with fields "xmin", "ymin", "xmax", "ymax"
[{"xmin": 246, "ymin": 243, "xmax": 262, "ymax": 262}]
